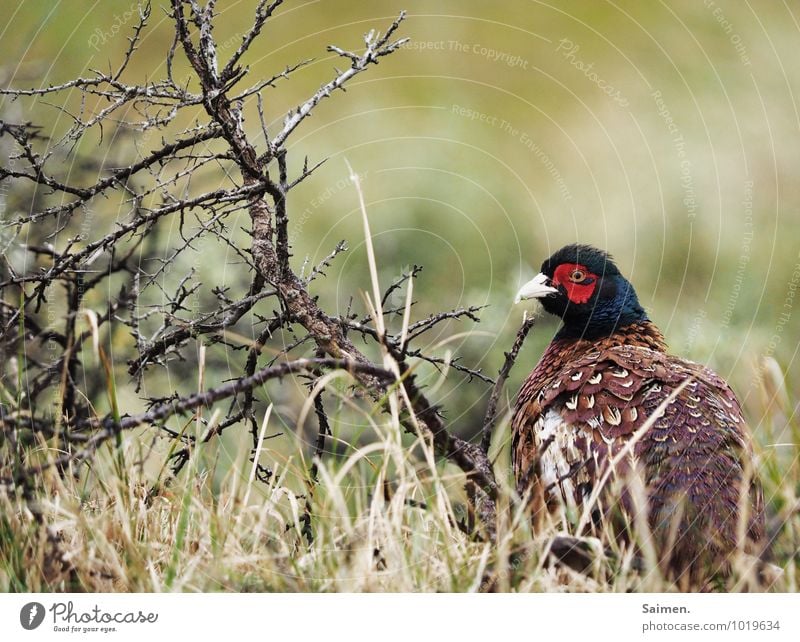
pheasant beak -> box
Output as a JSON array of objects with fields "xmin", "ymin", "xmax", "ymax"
[{"xmin": 514, "ymin": 272, "xmax": 558, "ymax": 304}]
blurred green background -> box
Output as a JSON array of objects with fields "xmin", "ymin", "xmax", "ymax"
[{"xmin": 3, "ymin": 0, "xmax": 799, "ymax": 449}]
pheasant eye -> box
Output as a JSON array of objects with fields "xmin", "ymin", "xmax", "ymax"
[{"xmin": 569, "ymin": 269, "xmax": 585, "ymax": 282}]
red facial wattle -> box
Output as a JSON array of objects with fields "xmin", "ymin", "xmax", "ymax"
[{"xmin": 552, "ymin": 263, "xmax": 597, "ymax": 304}]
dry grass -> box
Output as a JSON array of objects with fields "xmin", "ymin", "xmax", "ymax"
[
  {"xmin": 1, "ymin": 353, "xmax": 797, "ymax": 593},
  {"xmin": 2, "ymin": 167, "xmax": 798, "ymax": 594},
  {"xmin": 1, "ymin": 0, "xmax": 798, "ymax": 595}
]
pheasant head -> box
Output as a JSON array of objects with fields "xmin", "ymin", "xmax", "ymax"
[{"xmin": 515, "ymin": 243, "xmax": 648, "ymax": 340}]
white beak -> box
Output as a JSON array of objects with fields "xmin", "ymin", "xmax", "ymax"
[{"xmin": 514, "ymin": 272, "xmax": 558, "ymax": 304}]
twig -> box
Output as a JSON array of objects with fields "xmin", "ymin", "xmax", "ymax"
[
  {"xmin": 268, "ymin": 12, "xmax": 409, "ymax": 155},
  {"xmin": 481, "ymin": 313, "xmax": 537, "ymax": 453},
  {"xmin": 0, "ymin": 357, "xmax": 395, "ymax": 489},
  {"xmin": 0, "ymin": 3, "xmax": 508, "ymax": 544}
]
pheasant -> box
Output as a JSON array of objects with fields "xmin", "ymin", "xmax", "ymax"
[{"xmin": 511, "ymin": 244, "xmax": 764, "ymax": 587}]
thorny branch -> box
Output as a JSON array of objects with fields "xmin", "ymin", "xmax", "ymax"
[
  {"xmin": 0, "ymin": 1, "xmax": 526, "ymax": 542},
  {"xmin": 481, "ymin": 313, "xmax": 537, "ymax": 453}
]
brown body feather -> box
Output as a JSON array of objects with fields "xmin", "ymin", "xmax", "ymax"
[{"xmin": 512, "ymin": 320, "xmax": 764, "ymax": 585}]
